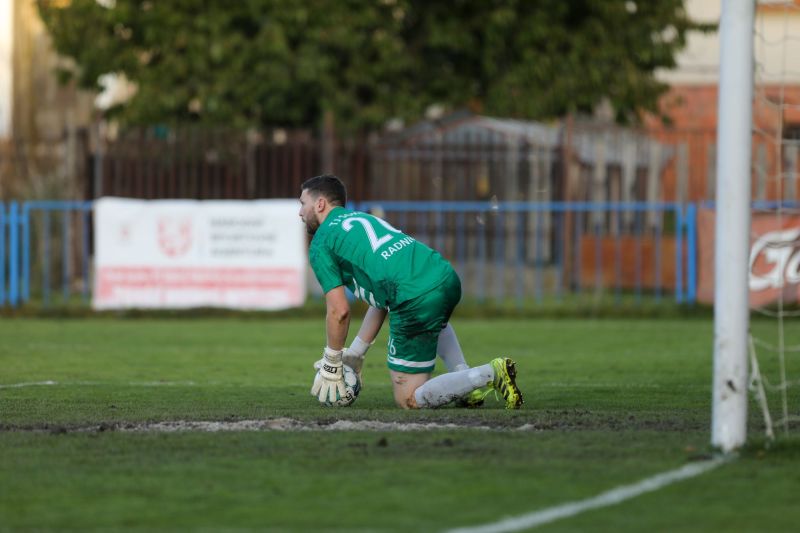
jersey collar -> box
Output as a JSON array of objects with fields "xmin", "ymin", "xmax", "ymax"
[{"xmin": 322, "ymin": 206, "xmax": 347, "ymax": 224}]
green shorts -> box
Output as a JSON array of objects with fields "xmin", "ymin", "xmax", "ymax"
[{"xmin": 386, "ymin": 269, "xmax": 462, "ymax": 374}]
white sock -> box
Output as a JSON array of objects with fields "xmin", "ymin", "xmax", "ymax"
[
  {"xmin": 349, "ymin": 336, "xmax": 371, "ymax": 357},
  {"xmin": 414, "ymin": 364, "xmax": 493, "ymax": 409},
  {"xmin": 437, "ymin": 324, "xmax": 469, "ymax": 372}
]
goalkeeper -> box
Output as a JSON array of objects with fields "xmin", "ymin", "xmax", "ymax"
[{"xmin": 300, "ymin": 174, "xmax": 523, "ymax": 409}]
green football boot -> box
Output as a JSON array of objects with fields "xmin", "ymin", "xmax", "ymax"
[
  {"xmin": 454, "ymin": 386, "xmax": 492, "ymax": 408},
  {"xmin": 490, "ymin": 357, "xmax": 524, "ymax": 409}
]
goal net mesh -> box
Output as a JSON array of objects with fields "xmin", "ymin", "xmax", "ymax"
[{"xmin": 749, "ymin": 0, "xmax": 800, "ymax": 439}]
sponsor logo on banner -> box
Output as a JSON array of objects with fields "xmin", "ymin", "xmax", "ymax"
[
  {"xmin": 93, "ymin": 198, "xmax": 306, "ymax": 310},
  {"xmin": 157, "ymin": 216, "xmax": 193, "ymax": 257},
  {"xmin": 749, "ymin": 227, "xmax": 800, "ymax": 292},
  {"xmin": 696, "ymin": 209, "xmax": 800, "ymax": 307}
]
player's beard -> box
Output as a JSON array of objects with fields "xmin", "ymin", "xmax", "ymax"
[{"xmin": 304, "ymin": 217, "xmax": 319, "ymax": 235}]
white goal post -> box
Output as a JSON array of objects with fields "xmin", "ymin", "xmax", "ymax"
[{"xmin": 712, "ymin": 0, "xmax": 756, "ymax": 453}]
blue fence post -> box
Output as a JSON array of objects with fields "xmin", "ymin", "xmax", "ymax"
[
  {"xmin": 614, "ymin": 207, "xmax": 622, "ymax": 305},
  {"xmin": 555, "ymin": 210, "xmax": 563, "ymax": 302},
  {"xmin": 515, "ymin": 211, "xmax": 525, "ymax": 308},
  {"xmin": 634, "ymin": 211, "xmax": 643, "ymax": 303},
  {"xmin": 8, "ymin": 201, "xmax": 19, "ymax": 307},
  {"xmin": 494, "ymin": 211, "xmax": 505, "ymax": 303},
  {"xmin": 435, "ymin": 210, "xmax": 445, "ymax": 255},
  {"xmin": 22, "ymin": 203, "xmax": 30, "ymax": 303},
  {"xmin": 686, "ymin": 203, "xmax": 698, "ymax": 304},
  {"xmin": 42, "ymin": 209, "xmax": 50, "ymax": 307},
  {"xmin": 477, "ymin": 212, "xmax": 486, "ymax": 303},
  {"xmin": 82, "ymin": 206, "xmax": 91, "ymax": 302},
  {"xmin": 675, "ymin": 205, "xmax": 684, "ymax": 303},
  {"xmin": 0, "ymin": 202, "xmax": 5, "ymax": 306},
  {"xmin": 534, "ymin": 209, "xmax": 543, "ymax": 303},
  {"xmin": 398, "ymin": 210, "xmax": 407, "ymax": 236},
  {"xmin": 654, "ymin": 215, "xmax": 663, "ymax": 303},
  {"xmin": 573, "ymin": 210, "xmax": 582, "ymax": 296},
  {"xmin": 456, "ymin": 211, "xmax": 465, "ymax": 278},
  {"xmin": 593, "ymin": 217, "xmax": 602, "ymax": 295},
  {"xmin": 62, "ymin": 207, "xmax": 70, "ymax": 302},
  {"xmin": 420, "ymin": 211, "xmax": 430, "ymax": 248}
]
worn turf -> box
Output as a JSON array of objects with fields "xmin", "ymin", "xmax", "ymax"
[{"xmin": 0, "ymin": 317, "xmax": 798, "ymax": 531}]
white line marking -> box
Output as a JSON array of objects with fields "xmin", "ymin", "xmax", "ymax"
[
  {"xmin": 128, "ymin": 381, "xmax": 198, "ymax": 387},
  {"xmin": 0, "ymin": 380, "xmax": 58, "ymax": 389},
  {"xmin": 0, "ymin": 380, "xmax": 197, "ymax": 389},
  {"xmin": 541, "ymin": 382, "xmax": 664, "ymax": 388},
  {"xmin": 445, "ymin": 456, "xmax": 730, "ymax": 533}
]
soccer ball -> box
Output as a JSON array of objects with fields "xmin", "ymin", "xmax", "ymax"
[{"xmin": 316, "ymin": 365, "xmax": 361, "ymax": 407}]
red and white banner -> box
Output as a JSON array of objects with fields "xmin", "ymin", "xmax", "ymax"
[
  {"xmin": 93, "ymin": 198, "xmax": 306, "ymax": 310},
  {"xmin": 697, "ymin": 209, "xmax": 800, "ymax": 307}
]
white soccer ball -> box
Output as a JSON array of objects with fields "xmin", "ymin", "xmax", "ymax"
[{"xmin": 317, "ymin": 365, "xmax": 362, "ymax": 407}]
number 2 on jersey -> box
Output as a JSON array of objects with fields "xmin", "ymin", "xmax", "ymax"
[{"xmin": 342, "ymin": 216, "xmax": 402, "ymax": 252}]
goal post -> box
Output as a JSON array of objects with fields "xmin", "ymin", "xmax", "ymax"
[{"xmin": 712, "ymin": 0, "xmax": 756, "ymax": 453}]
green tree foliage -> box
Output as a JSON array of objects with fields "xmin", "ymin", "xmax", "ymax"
[{"xmin": 38, "ymin": 0, "xmax": 704, "ymax": 131}]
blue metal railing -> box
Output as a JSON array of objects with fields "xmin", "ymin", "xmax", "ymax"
[
  {"xmin": 9, "ymin": 202, "xmax": 19, "ymax": 307},
  {"xmin": 685, "ymin": 203, "xmax": 698, "ymax": 303},
  {"xmin": 22, "ymin": 201, "xmax": 93, "ymax": 307},
  {"xmin": 1, "ymin": 201, "xmax": 22, "ymax": 307},
  {"xmin": 358, "ymin": 201, "xmax": 690, "ymax": 305},
  {"xmin": 2, "ymin": 199, "xmax": 708, "ymax": 308},
  {"xmin": 1, "ymin": 201, "xmax": 93, "ymax": 308}
]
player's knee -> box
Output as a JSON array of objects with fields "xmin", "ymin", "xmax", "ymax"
[
  {"xmin": 393, "ymin": 391, "xmax": 418, "ymax": 409},
  {"xmin": 391, "ymin": 376, "xmax": 416, "ymax": 409},
  {"xmin": 390, "ymin": 370, "xmax": 426, "ymax": 409}
]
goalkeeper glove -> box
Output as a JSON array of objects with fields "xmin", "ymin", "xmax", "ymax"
[
  {"xmin": 311, "ymin": 347, "xmax": 347, "ymax": 403},
  {"xmin": 342, "ymin": 336, "xmax": 371, "ymax": 376}
]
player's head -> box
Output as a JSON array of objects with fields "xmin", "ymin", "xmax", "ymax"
[
  {"xmin": 301, "ymin": 174, "xmax": 347, "ymax": 206},
  {"xmin": 299, "ymin": 174, "xmax": 347, "ymax": 235}
]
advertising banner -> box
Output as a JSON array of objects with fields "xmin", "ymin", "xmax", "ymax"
[
  {"xmin": 93, "ymin": 198, "xmax": 306, "ymax": 310},
  {"xmin": 697, "ymin": 208, "xmax": 800, "ymax": 307}
]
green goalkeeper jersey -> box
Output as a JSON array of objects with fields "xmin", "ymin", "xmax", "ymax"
[{"xmin": 309, "ymin": 207, "xmax": 454, "ymax": 309}]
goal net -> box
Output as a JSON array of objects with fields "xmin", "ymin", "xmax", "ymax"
[{"xmin": 748, "ymin": 0, "xmax": 800, "ymax": 441}]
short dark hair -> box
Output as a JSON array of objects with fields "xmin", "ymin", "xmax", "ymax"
[{"xmin": 301, "ymin": 174, "xmax": 347, "ymax": 206}]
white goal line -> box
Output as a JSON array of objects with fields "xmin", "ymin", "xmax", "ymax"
[
  {"xmin": 444, "ymin": 456, "xmax": 730, "ymax": 533},
  {"xmin": 0, "ymin": 380, "xmax": 197, "ymax": 389}
]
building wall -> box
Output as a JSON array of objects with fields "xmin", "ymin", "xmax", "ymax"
[
  {"xmin": 657, "ymin": 0, "xmax": 800, "ymax": 86},
  {"xmin": 11, "ymin": 0, "xmax": 94, "ymax": 141},
  {"xmin": 0, "ymin": 0, "xmax": 13, "ymax": 138},
  {"xmin": 647, "ymin": 0, "xmax": 800, "ymax": 202}
]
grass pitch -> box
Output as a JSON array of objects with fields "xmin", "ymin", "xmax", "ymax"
[{"xmin": 1, "ymin": 316, "xmax": 798, "ymax": 531}]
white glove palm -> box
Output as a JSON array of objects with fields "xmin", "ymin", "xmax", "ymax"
[
  {"xmin": 342, "ymin": 350, "xmax": 365, "ymax": 375},
  {"xmin": 343, "ymin": 336, "xmax": 371, "ymax": 378},
  {"xmin": 311, "ymin": 347, "xmax": 347, "ymax": 403}
]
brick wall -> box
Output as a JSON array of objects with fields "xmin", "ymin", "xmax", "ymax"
[{"xmin": 646, "ymin": 84, "xmax": 800, "ymax": 202}]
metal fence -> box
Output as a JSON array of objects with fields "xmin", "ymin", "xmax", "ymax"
[
  {"xmin": 1, "ymin": 199, "xmax": 699, "ymax": 309},
  {"xmin": 359, "ymin": 201, "xmax": 697, "ymax": 305},
  {"xmin": 0, "ymin": 122, "xmax": 685, "ymax": 206},
  {"xmin": 4, "ymin": 124, "xmax": 798, "ymax": 207}
]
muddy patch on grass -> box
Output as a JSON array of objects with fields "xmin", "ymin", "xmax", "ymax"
[
  {"xmin": 117, "ymin": 419, "xmax": 499, "ymax": 433},
  {"xmin": 2, "ymin": 419, "xmax": 517, "ymax": 433},
  {"xmin": 1, "ymin": 411, "xmax": 707, "ymax": 434}
]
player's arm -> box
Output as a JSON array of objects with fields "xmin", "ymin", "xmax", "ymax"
[
  {"xmin": 356, "ymin": 306, "xmax": 387, "ymax": 344},
  {"xmin": 343, "ymin": 306, "xmax": 387, "ymax": 375},
  {"xmin": 325, "ymin": 285, "xmax": 351, "ymax": 350},
  {"xmin": 311, "ymin": 285, "xmax": 351, "ymax": 403},
  {"xmin": 308, "ymin": 241, "xmax": 350, "ymax": 350}
]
